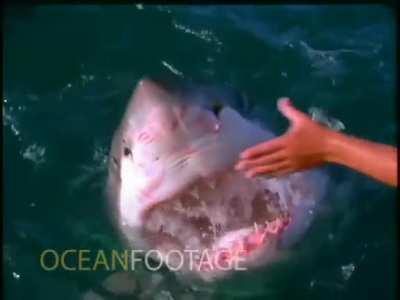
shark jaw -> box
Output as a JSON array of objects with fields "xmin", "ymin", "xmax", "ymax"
[{"xmin": 138, "ymin": 170, "xmax": 292, "ymax": 279}]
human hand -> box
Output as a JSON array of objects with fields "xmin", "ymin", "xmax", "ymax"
[{"xmin": 235, "ymin": 98, "xmax": 332, "ymax": 178}]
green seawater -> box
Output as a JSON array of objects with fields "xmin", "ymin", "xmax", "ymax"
[{"xmin": 3, "ymin": 5, "xmax": 397, "ymax": 300}]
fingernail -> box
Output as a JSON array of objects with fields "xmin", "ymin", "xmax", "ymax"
[{"xmin": 234, "ymin": 163, "xmax": 242, "ymax": 170}]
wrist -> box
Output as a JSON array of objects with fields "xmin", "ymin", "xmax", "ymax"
[{"xmin": 321, "ymin": 127, "xmax": 342, "ymax": 163}]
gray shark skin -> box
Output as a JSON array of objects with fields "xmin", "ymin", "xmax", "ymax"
[{"xmin": 107, "ymin": 77, "xmax": 326, "ymax": 281}]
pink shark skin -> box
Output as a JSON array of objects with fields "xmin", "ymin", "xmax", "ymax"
[{"xmin": 107, "ymin": 78, "xmax": 327, "ymax": 280}]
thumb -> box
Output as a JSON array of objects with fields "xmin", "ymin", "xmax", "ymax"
[{"xmin": 277, "ymin": 97, "xmax": 308, "ymax": 125}]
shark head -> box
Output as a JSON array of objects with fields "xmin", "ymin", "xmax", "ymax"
[{"xmin": 107, "ymin": 78, "xmax": 326, "ymax": 280}]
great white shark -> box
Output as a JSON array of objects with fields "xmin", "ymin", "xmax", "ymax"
[{"xmin": 107, "ymin": 77, "xmax": 326, "ymax": 281}]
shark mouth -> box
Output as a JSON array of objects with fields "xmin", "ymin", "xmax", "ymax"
[{"xmin": 141, "ymin": 169, "xmax": 292, "ymax": 275}]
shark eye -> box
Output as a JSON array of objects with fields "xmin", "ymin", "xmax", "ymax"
[
  {"xmin": 124, "ymin": 147, "xmax": 132, "ymax": 157},
  {"xmin": 211, "ymin": 102, "xmax": 224, "ymax": 117}
]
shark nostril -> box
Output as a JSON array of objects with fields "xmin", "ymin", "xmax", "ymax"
[
  {"xmin": 112, "ymin": 156, "xmax": 119, "ymax": 167},
  {"xmin": 211, "ymin": 103, "xmax": 224, "ymax": 117}
]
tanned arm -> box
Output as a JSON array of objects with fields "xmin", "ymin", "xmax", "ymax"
[{"xmin": 235, "ymin": 98, "xmax": 398, "ymax": 187}]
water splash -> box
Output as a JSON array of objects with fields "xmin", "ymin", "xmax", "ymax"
[
  {"xmin": 172, "ymin": 20, "xmax": 223, "ymax": 49},
  {"xmin": 21, "ymin": 143, "xmax": 47, "ymax": 165},
  {"xmin": 341, "ymin": 263, "xmax": 356, "ymax": 281},
  {"xmin": 161, "ymin": 60, "xmax": 184, "ymax": 77},
  {"xmin": 308, "ymin": 107, "xmax": 345, "ymax": 131}
]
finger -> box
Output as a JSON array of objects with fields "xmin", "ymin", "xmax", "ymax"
[
  {"xmin": 240, "ymin": 137, "xmax": 285, "ymax": 159},
  {"xmin": 235, "ymin": 151, "xmax": 286, "ymax": 171},
  {"xmin": 277, "ymin": 98, "xmax": 309, "ymax": 125},
  {"xmin": 267, "ymin": 167, "xmax": 295, "ymax": 178},
  {"xmin": 244, "ymin": 162, "xmax": 291, "ymax": 178}
]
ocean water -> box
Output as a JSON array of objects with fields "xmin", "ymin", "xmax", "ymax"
[{"xmin": 3, "ymin": 5, "xmax": 397, "ymax": 300}]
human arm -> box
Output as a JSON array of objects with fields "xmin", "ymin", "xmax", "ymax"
[{"xmin": 235, "ymin": 98, "xmax": 398, "ymax": 187}]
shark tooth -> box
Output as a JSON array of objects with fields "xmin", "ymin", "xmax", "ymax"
[
  {"xmin": 173, "ymin": 199, "xmax": 184, "ymax": 212},
  {"xmin": 253, "ymin": 222, "xmax": 259, "ymax": 233},
  {"xmin": 200, "ymin": 200, "xmax": 207, "ymax": 213},
  {"xmin": 189, "ymin": 186, "xmax": 200, "ymax": 199},
  {"xmin": 207, "ymin": 179, "xmax": 216, "ymax": 190},
  {"xmin": 208, "ymin": 225, "xmax": 217, "ymax": 240}
]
